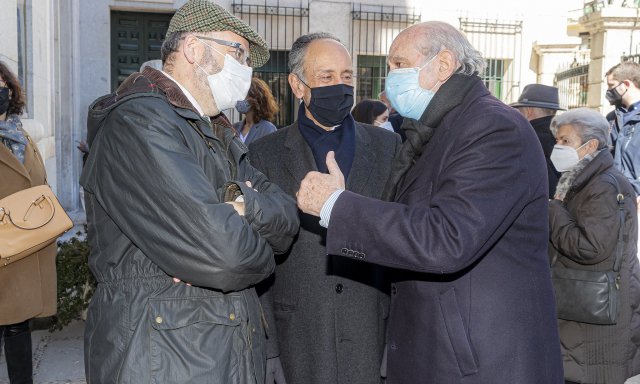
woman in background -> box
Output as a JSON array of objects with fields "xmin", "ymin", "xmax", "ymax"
[
  {"xmin": 233, "ymin": 77, "xmax": 278, "ymax": 145},
  {"xmin": 548, "ymin": 108, "xmax": 640, "ymax": 384},
  {"xmin": 0, "ymin": 61, "xmax": 57, "ymax": 384},
  {"xmin": 351, "ymin": 99, "xmax": 392, "ymax": 131}
]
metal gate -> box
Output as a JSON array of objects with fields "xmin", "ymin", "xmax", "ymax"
[
  {"xmin": 351, "ymin": 3, "xmax": 421, "ymax": 104},
  {"xmin": 111, "ymin": 11, "xmax": 173, "ymax": 91},
  {"xmin": 554, "ymin": 52, "xmax": 590, "ymax": 109},
  {"xmin": 459, "ymin": 18, "xmax": 523, "ymax": 103},
  {"xmin": 233, "ymin": 0, "xmax": 309, "ymax": 127}
]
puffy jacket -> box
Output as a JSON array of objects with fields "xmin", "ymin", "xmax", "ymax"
[
  {"xmin": 80, "ymin": 68, "xmax": 299, "ymax": 384},
  {"xmin": 549, "ymin": 150, "xmax": 640, "ymax": 383}
]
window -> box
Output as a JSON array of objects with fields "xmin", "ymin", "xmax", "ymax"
[
  {"xmin": 356, "ymin": 55, "xmax": 387, "ymax": 103},
  {"xmin": 482, "ymin": 59, "xmax": 507, "ymax": 100}
]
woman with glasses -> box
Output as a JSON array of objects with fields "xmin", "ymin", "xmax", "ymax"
[{"xmin": 0, "ymin": 61, "xmax": 57, "ymax": 384}]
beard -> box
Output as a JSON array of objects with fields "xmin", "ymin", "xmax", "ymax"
[{"xmin": 194, "ymin": 48, "xmax": 223, "ymax": 115}]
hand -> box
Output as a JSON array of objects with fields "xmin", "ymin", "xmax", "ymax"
[
  {"xmin": 296, "ymin": 151, "xmax": 345, "ymax": 217},
  {"xmin": 225, "ymin": 201, "xmax": 245, "ymax": 216},
  {"xmin": 172, "ymin": 277, "xmax": 191, "ymax": 286},
  {"xmin": 636, "ymin": 196, "xmax": 640, "ymax": 213},
  {"xmin": 266, "ymin": 357, "xmax": 287, "ymax": 384}
]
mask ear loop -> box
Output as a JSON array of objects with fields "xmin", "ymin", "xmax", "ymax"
[
  {"xmin": 294, "ymin": 74, "xmax": 313, "ymax": 109},
  {"xmin": 193, "ymin": 37, "xmax": 225, "ymax": 77}
]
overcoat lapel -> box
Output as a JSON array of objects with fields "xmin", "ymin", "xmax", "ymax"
[
  {"xmin": 283, "ymin": 122, "xmax": 318, "ymax": 183},
  {"xmin": 346, "ymin": 124, "xmax": 374, "ymax": 194}
]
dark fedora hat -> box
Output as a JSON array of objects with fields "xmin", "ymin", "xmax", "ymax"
[{"xmin": 510, "ymin": 84, "xmax": 565, "ymax": 110}]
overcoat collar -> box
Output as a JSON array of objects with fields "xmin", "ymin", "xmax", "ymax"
[{"xmin": 0, "ymin": 138, "xmax": 31, "ymax": 182}]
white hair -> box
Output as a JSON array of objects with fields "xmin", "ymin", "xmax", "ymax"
[
  {"xmin": 411, "ymin": 21, "xmax": 485, "ymax": 76},
  {"xmin": 550, "ymin": 108, "xmax": 609, "ymax": 149}
]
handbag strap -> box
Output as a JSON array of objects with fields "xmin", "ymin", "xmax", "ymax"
[{"xmin": 603, "ymin": 172, "xmax": 625, "ymax": 274}]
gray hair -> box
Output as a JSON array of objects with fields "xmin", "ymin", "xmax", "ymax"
[
  {"xmin": 289, "ymin": 32, "xmax": 344, "ymax": 81},
  {"xmin": 550, "ymin": 108, "xmax": 609, "ymax": 149},
  {"xmin": 161, "ymin": 31, "xmax": 186, "ymax": 68},
  {"xmin": 413, "ymin": 21, "xmax": 485, "ymax": 76}
]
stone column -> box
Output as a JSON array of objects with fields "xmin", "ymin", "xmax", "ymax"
[{"xmin": 579, "ymin": 6, "xmax": 640, "ymax": 112}]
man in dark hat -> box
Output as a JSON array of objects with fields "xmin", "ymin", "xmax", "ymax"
[
  {"xmin": 511, "ymin": 84, "xmax": 565, "ymax": 197},
  {"xmin": 80, "ymin": 1, "xmax": 299, "ymax": 383}
]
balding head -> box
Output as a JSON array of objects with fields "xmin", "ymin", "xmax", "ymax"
[{"xmin": 392, "ymin": 21, "xmax": 484, "ymax": 76}]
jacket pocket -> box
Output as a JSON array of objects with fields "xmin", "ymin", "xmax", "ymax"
[
  {"xmin": 148, "ymin": 296, "xmax": 245, "ymax": 384},
  {"xmin": 438, "ymin": 288, "xmax": 479, "ymax": 376}
]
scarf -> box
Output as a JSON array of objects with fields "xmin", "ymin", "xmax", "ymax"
[
  {"xmin": 554, "ymin": 148, "xmax": 606, "ymax": 202},
  {"xmin": 382, "ymin": 74, "xmax": 481, "ymax": 200},
  {"xmin": 297, "ymin": 102, "xmax": 356, "ymax": 180},
  {"xmin": 0, "ymin": 114, "xmax": 27, "ymax": 164}
]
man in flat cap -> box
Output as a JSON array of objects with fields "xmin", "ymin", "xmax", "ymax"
[
  {"xmin": 80, "ymin": 1, "xmax": 299, "ymax": 383},
  {"xmin": 511, "ymin": 84, "xmax": 564, "ymax": 197}
]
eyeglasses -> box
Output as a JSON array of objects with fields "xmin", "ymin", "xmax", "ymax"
[{"xmin": 186, "ymin": 35, "xmax": 250, "ymax": 66}]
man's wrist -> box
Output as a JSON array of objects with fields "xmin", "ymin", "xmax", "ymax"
[{"xmin": 319, "ymin": 189, "xmax": 344, "ymax": 228}]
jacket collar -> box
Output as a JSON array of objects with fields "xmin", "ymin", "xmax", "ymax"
[{"xmin": 0, "ymin": 139, "xmax": 31, "ymax": 183}]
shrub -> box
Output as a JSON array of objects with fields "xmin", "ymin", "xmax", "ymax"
[{"xmin": 50, "ymin": 229, "xmax": 95, "ymax": 332}]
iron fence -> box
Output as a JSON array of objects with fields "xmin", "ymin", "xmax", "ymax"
[
  {"xmin": 351, "ymin": 3, "xmax": 420, "ymax": 104},
  {"xmin": 554, "ymin": 52, "xmax": 590, "ymax": 109},
  {"xmin": 459, "ymin": 18, "xmax": 523, "ymax": 104},
  {"xmin": 233, "ymin": 0, "xmax": 309, "ymax": 127}
]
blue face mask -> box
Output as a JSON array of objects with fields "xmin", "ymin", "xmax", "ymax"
[{"xmin": 385, "ymin": 55, "xmax": 440, "ymax": 120}]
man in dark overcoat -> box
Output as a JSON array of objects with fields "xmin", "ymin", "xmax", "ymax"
[
  {"xmin": 297, "ymin": 21, "xmax": 564, "ymax": 384},
  {"xmin": 249, "ymin": 32, "xmax": 401, "ymax": 384},
  {"xmin": 510, "ymin": 84, "xmax": 563, "ymax": 198}
]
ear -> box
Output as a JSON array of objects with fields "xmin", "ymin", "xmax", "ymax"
[
  {"xmin": 436, "ymin": 50, "xmax": 457, "ymax": 81},
  {"xmin": 288, "ymin": 73, "xmax": 305, "ymax": 99},
  {"xmin": 182, "ymin": 35, "xmax": 201, "ymax": 65},
  {"xmin": 623, "ymin": 79, "xmax": 638, "ymax": 90}
]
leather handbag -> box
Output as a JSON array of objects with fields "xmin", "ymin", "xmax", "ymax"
[
  {"xmin": 551, "ymin": 173, "xmax": 624, "ymax": 325},
  {"xmin": 0, "ymin": 184, "xmax": 73, "ymax": 267}
]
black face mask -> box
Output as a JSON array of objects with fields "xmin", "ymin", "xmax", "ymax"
[
  {"xmin": 606, "ymin": 83, "xmax": 626, "ymax": 107},
  {"xmin": 0, "ymin": 88, "xmax": 10, "ymax": 115},
  {"xmin": 301, "ymin": 81, "xmax": 354, "ymax": 126}
]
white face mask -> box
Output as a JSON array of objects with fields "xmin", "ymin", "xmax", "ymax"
[
  {"xmin": 196, "ymin": 38, "xmax": 253, "ymax": 111},
  {"xmin": 550, "ymin": 141, "xmax": 590, "ymax": 172},
  {"xmin": 378, "ymin": 121, "xmax": 394, "ymax": 131}
]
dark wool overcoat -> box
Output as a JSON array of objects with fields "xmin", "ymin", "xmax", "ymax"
[
  {"xmin": 326, "ymin": 78, "xmax": 564, "ymax": 384},
  {"xmin": 249, "ymin": 121, "xmax": 401, "ymax": 384}
]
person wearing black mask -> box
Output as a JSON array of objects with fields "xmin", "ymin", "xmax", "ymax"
[
  {"xmin": 510, "ymin": 84, "xmax": 564, "ymax": 198},
  {"xmin": 606, "ymin": 62, "xmax": 640, "ymax": 266},
  {"xmin": 606, "ymin": 62, "xmax": 640, "ymax": 203},
  {"xmin": 249, "ymin": 32, "xmax": 402, "ymax": 384}
]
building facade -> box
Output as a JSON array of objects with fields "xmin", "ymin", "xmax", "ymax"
[{"xmin": 4, "ymin": 0, "xmax": 631, "ymax": 222}]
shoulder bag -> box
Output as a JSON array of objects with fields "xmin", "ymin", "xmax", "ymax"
[
  {"xmin": 551, "ymin": 172, "xmax": 624, "ymax": 325},
  {"xmin": 0, "ymin": 135, "xmax": 72, "ymax": 267}
]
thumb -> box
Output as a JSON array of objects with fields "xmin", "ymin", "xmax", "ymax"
[{"xmin": 325, "ymin": 151, "xmax": 342, "ymax": 176}]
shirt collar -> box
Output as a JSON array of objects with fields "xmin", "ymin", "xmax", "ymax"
[{"xmin": 161, "ymin": 71, "xmax": 205, "ymax": 117}]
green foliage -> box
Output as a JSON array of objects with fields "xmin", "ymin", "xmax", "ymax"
[{"xmin": 50, "ymin": 229, "xmax": 95, "ymax": 332}]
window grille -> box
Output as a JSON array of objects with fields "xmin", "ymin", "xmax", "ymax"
[
  {"xmin": 460, "ymin": 18, "xmax": 523, "ymax": 103},
  {"xmin": 351, "ymin": 3, "xmax": 420, "ymax": 104},
  {"xmin": 233, "ymin": 0, "xmax": 309, "ymax": 127}
]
